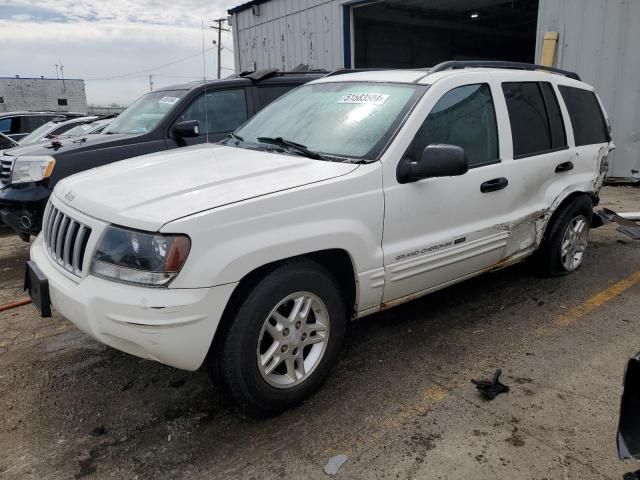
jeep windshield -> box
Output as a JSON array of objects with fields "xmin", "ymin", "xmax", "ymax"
[
  {"xmin": 231, "ymin": 82, "xmax": 426, "ymax": 161},
  {"xmin": 103, "ymin": 90, "xmax": 187, "ymax": 135}
]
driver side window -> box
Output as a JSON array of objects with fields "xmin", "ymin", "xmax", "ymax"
[
  {"xmin": 406, "ymin": 83, "xmax": 499, "ymax": 168},
  {"xmin": 179, "ymin": 89, "xmax": 248, "ymax": 134}
]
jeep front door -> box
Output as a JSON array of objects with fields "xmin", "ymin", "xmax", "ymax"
[{"xmin": 381, "ymin": 75, "xmax": 512, "ymax": 304}]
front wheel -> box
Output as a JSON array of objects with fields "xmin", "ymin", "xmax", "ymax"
[
  {"xmin": 536, "ymin": 195, "xmax": 593, "ymax": 276},
  {"xmin": 211, "ymin": 260, "xmax": 347, "ymax": 417}
]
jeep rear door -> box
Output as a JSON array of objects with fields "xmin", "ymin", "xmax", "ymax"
[
  {"xmin": 381, "ymin": 73, "xmax": 513, "ymax": 304},
  {"xmin": 496, "ymin": 79, "xmax": 578, "ymax": 257}
]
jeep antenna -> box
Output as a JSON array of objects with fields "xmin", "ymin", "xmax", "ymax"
[{"xmin": 201, "ymin": 20, "xmax": 209, "ymax": 143}]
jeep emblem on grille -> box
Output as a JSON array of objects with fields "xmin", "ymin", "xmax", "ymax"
[{"xmin": 64, "ymin": 191, "xmax": 75, "ymax": 202}]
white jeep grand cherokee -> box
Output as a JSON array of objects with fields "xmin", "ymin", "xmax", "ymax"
[{"xmin": 26, "ymin": 62, "xmax": 613, "ymax": 416}]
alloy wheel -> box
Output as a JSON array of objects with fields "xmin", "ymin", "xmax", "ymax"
[
  {"xmin": 560, "ymin": 214, "xmax": 589, "ymax": 272},
  {"xmin": 257, "ymin": 291, "xmax": 330, "ymax": 389}
]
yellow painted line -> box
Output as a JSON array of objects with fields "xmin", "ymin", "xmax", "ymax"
[
  {"xmin": 327, "ymin": 271, "xmax": 640, "ymax": 458},
  {"xmin": 536, "ymin": 270, "xmax": 640, "ymax": 337}
]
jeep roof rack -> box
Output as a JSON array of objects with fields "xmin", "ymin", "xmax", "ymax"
[
  {"xmin": 323, "ymin": 68, "xmax": 386, "ymax": 78},
  {"xmin": 428, "ymin": 60, "xmax": 581, "ymax": 81}
]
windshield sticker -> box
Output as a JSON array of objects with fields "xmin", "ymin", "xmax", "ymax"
[
  {"xmin": 338, "ymin": 93, "xmax": 389, "ymax": 105},
  {"xmin": 158, "ymin": 96, "xmax": 180, "ymax": 105}
]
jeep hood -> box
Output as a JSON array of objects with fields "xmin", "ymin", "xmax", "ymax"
[{"xmin": 54, "ymin": 144, "xmax": 359, "ymax": 231}]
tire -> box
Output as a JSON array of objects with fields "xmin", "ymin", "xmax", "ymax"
[
  {"xmin": 210, "ymin": 259, "xmax": 347, "ymax": 418},
  {"xmin": 536, "ymin": 195, "xmax": 593, "ymax": 277}
]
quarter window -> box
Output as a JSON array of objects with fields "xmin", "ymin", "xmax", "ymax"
[
  {"xmin": 179, "ymin": 89, "xmax": 248, "ymax": 134},
  {"xmin": 257, "ymin": 85, "xmax": 293, "ymax": 108},
  {"xmin": 406, "ymin": 83, "xmax": 499, "ymax": 168},
  {"xmin": 558, "ymin": 85, "xmax": 609, "ymax": 146},
  {"xmin": 502, "ymin": 82, "xmax": 567, "ymax": 158}
]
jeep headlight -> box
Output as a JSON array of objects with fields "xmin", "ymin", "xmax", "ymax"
[
  {"xmin": 91, "ymin": 226, "xmax": 191, "ymax": 287},
  {"xmin": 11, "ymin": 156, "xmax": 56, "ymax": 184}
]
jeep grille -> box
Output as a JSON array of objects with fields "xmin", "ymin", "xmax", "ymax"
[{"xmin": 43, "ymin": 203, "xmax": 92, "ymax": 277}]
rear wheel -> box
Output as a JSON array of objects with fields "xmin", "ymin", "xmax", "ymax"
[
  {"xmin": 211, "ymin": 260, "xmax": 347, "ymax": 417},
  {"xmin": 536, "ymin": 195, "xmax": 593, "ymax": 276}
]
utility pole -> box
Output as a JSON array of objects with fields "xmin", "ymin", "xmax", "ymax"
[
  {"xmin": 149, "ymin": 74, "xmax": 153, "ymax": 91},
  {"xmin": 210, "ymin": 18, "xmax": 230, "ymax": 79}
]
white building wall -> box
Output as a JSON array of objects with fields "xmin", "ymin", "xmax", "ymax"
[
  {"xmin": 231, "ymin": 0, "xmax": 345, "ymax": 72},
  {"xmin": 537, "ymin": 0, "xmax": 639, "ymax": 179},
  {"xmin": 0, "ymin": 78, "xmax": 87, "ymax": 113},
  {"xmin": 231, "ymin": 0, "xmax": 640, "ymax": 179}
]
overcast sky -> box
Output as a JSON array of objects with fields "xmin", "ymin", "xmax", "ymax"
[{"xmin": 0, "ymin": 0, "xmax": 239, "ymax": 106}]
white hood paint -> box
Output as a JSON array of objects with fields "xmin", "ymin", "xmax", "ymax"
[{"xmin": 54, "ymin": 144, "xmax": 359, "ymax": 231}]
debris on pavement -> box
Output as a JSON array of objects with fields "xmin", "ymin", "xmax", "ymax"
[
  {"xmin": 619, "ymin": 212, "xmax": 640, "ymax": 221},
  {"xmin": 0, "ymin": 297, "xmax": 32, "ymax": 313},
  {"xmin": 593, "ymin": 208, "xmax": 638, "ymax": 227},
  {"xmin": 324, "ymin": 454, "xmax": 348, "ymax": 476},
  {"xmin": 471, "ymin": 369, "xmax": 510, "ymax": 400},
  {"xmin": 617, "ymin": 225, "xmax": 640, "ymax": 240},
  {"xmin": 593, "ymin": 208, "xmax": 640, "ymax": 240}
]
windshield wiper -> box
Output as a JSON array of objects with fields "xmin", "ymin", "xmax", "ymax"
[
  {"xmin": 256, "ymin": 137, "xmax": 325, "ymax": 160},
  {"xmin": 227, "ymin": 132, "xmax": 244, "ymax": 142}
]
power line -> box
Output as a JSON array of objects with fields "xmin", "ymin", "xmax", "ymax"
[{"xmin": 85, "ymin": 47, "xmax": 217, "ymax": 81}]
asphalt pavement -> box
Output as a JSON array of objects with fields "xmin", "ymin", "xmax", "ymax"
[{"xmin": 0, "ymin": 185, "xmax": 638, "ymax": 479}]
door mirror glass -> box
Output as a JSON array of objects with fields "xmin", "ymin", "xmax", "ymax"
[
  {"xmin": 397, "ymin": 144, "xmax": 468, "ymax": 183},
  {"xmin": 173, "ymin": 120, "xmax": 200, "ymax": 138}
]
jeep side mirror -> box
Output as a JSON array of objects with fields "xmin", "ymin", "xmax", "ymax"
[
  {"xmin": 173, "ymin": 120, "xmax": 200, "ymax": 138},
  {"xmin": 397, "ymin": 144, "xmax": 468, "ymax": 184}
]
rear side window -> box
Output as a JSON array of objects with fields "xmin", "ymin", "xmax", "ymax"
[
  {"xmin": 257, "ymin": 85, "xmax": 293, "ymax": 107},
  {"xmin": 406, "ymin": 83, "xmax": 499, "ymax": 168},
  {"xmin": 502, "ymin": 82, "xmax": 567, "ymax": 158},
  {"xmin": 558, "ymin": 86, "xmax": 609, "ymax": 146}
]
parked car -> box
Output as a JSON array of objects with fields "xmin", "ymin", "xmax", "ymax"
[
  {"xmin": 0, "ymin": 111, "xmax": 85, "ymax": 141},
  {"xmin": 25, "ymin": 61, "xmax": 613, "ymax": 417},
  {"xmin": 17, "ymin": 116, "xmax": 101, "ymax": 145},
  {"xmin": 0, "ymin": 132, "xmax": 18, "ymax": 150},
  {"xmin": 0, "ymin": 69, "xmax": 326, "ymax": 240},
  {"xmin": 57, "ymin": 117, "xmax": 115, "ymax": 138}
]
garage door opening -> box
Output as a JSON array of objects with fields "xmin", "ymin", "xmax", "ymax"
[{"xmin": 350, "ymin": 0, "xmax": 539, "ymax": 69}]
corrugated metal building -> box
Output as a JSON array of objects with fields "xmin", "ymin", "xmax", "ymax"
[
  {"xmin": 228, "ymin": 0, "xmax": 639, "ymax": 180},
  {"xmin": 0, "ymin": 77, "xmax": 87, "ymax": 113}
]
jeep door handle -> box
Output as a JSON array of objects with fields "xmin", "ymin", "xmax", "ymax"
[
  {"xmin": 480, "ymin": 177, "xmax": 509, "ymax": 193},
  {"xmin": 555, "ymin": 161, "xmax": 574, "ymax": 173}
]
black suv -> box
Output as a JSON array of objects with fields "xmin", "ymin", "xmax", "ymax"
[{"xmin": 0, "ymin": 69, "xmax": 326, "ymax": 240}]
